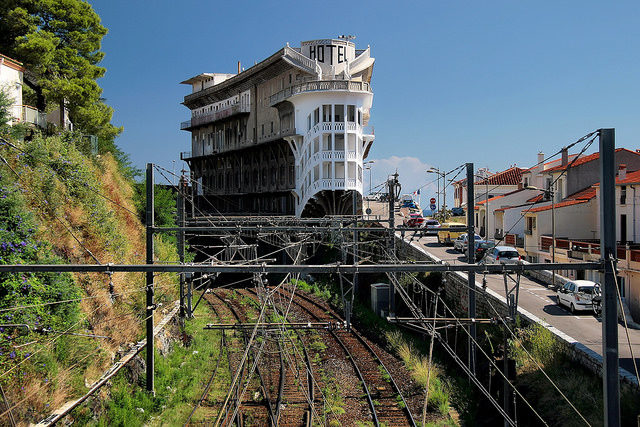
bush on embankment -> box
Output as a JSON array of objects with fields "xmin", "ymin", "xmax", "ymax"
[{"xmin": 0, "ymin": 132, "xmax": 178, "ymax": 423}]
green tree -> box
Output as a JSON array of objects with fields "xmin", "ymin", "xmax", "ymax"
[{"xmin": 0, "ymin": 0, "xmax": 121, "ymax": 142}]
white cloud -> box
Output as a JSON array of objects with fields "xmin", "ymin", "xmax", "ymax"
[{"xmin": 367, "ymin": 156, "xmax": 440, "ymax": 207}]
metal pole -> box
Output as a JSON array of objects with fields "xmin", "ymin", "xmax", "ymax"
[
  {"xmin": 353, "ymin": 187, "xmax": 359, "ymax": 297},
  {"xmin": 600, "ymin": 128, "xmax": 620, "ymax": 426},
  {"xmin": 485, "ymin": 179, "xmax": 489, "ymax": 239},
  {"xmin": 388, "ymin": 175, "xmax": 397, "ymax": 314},
  {"xmin": 552, "ymin": 192, "xmax": 556, "ymax": 289},
  {"xmin": 466, "ymin": 163, "xmax": 476, "ymax": 375},
  {"xmin": 145, "ymin": 163, "xmax": 155, "ymax": 394},
  {"xmin": 443, "ymin": 171, "xmax": 447, "ymax": 221},
  {"xmin": 177, "ymin": 175, "xmax": 186, "ymax": 319},
  {"xmin": 436, "ymin": 172, "xmax": 440, "ymax": 219}
]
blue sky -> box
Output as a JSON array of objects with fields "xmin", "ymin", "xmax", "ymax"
[{"xmin": 91, "ymin": 1, "xmax": 640, "ymax": 201}]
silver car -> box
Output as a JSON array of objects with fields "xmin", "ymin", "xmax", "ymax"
[
  {"xmin": 453, "ymin": 234, "xmax": 481, "ymax": 252},
  {"xmin": 557, "ymin": 280, "xmax": 598, "ymax": 314},
  {"xmin": 484, "ymin": 246, "xmax": 521, "ymax": 264}
]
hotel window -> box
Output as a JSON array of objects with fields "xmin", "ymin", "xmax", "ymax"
[
  {"xmin": 358, "ymin": 165, "xmax": 363, "ymax": 181},
  {"xmin": 313, "ymin": 108, "xmax": 319, "ymax": 126},
  {"xmin": 323, "ymin": 105, "xmax": 331, "ymax": 122},
  {"xmin": 621, "ymin": 186, "xmax": 627, "ymax": 204},
  {"xmin": 313, "ymin": 137, "xmax": 320, "ymax": 153},
  {"xmin": 334, "ymin": 105, "xmax": 344, "ymax": 122},
  {"xmin": 270, "ymin": 121, "xmax": 274, "ymax": 134},
  {"xmin": 314, "ymin": 165, "xmax": 319, "ymax": 181},
  {"xmin": 261, "ymin": 124, "xmax": 264, "ymax": 136},
  {"xmin": 322, "ymin": 134, "xmax": 332, "ymax": 151},
  {"xmin": 322, "ymin": 162, "xmax": 332, "ymax": 179},
  {"xmin": 335, "ymin": 134, "xmax": 345, "ymax": 150},
  {"xmin": 335, "ymin": 162, "xmax": 345, "ymax": 179},
  {"xmin": 357, "ymin": 109, "xmax": 362, "ymax": 125},
  {"xmin": 289, "ymin": 73, "xmax": 292, "ymax": 84},
  {"xmin": 347, "ymin": 105, "xmax": 355, "ymax": 122},
  {"xmin": 347, "ymin": 162, "xmax": 356, "ymax": 179},
  {"xmin": 307, "ymin": 114, "xmax": 311, "ymax": 131},
  {"xmin": 347, "ymin": 134, "xmax": 356, "ymax": 152}
]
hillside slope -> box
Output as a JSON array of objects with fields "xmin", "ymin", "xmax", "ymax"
[{"xmin": 0, "ymin": 133, "xmax": 177, "ymax": 424}]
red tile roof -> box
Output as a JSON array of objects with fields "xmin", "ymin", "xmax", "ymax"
[
  {"xmin": 544, "ymin": 148, "xmax": 640, "ymax": 172},
  {"xmin": 476, "ymin": 167, "xmax": 523, "ymax": 186},
  {"xmin": 453, "ymin": 166, "xmax": 523, "ymax": 186},
  {"xmin": 526, "ymin": 185, "xmax": 597, "ymax": 213},
  {"xmin": 476, "ymin": 188, "xmax": 525, "ymax": 205},
  {"xmin": 528, "ymin": 199, "xmax": 590, "ymax": 213},
  {"xmin": 526, "ymin": 193, "xmax": 544, "ymax": 203},
  {"xmin": 616, "ymin": 169, "xmax": 640, "ymax": 185}
]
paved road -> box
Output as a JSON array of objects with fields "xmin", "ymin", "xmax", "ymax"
[{"xmin": 367, "ymin": 201, "xmax": 640, "ymax": 376}]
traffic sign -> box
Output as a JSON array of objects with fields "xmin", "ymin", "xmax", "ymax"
[
  {"xmin": 430, "ymin": 204, "xmax": 437, "ymax": 210},
  {"xmin": 430, "ymin": 198, "xmax": 436, "ymax": 204}
]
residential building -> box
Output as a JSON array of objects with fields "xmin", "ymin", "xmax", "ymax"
[
  {"xmin": 0, "ymin": 53, "xmax": 46, "ymax": 128},
  {"xmin": 453, "ymin": 166, "xmax": 523, "ymax": 208},
  {"xmin": 180, "ymin": 38, "xmax": 375, "ymax": 216},
  {"xmin": 523, "ymin": 186, "xmax": 598, "ymax": 262}
]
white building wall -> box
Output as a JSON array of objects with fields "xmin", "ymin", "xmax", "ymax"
[
  {"xmin": 0, "ymin": 58, "xmax": 23, "ymax": 122},
  {"xmin": 287, "ymin": 90, "xmax": 373, "ymax": 215}
]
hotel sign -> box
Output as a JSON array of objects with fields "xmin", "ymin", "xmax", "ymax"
[{"xmin": 301, "ymin": 39, "xmax": 355, "ymax": 66}]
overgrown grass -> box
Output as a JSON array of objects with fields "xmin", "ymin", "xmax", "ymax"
[
  {"xmin": 0, "ymin": 133, "xmax": 179, "ymax": 423},
  {"xmin": 386, "ymin": 331, "xmax": 450, "ymax": 416},
  {"xmin": 71, "ymin": 303, "xmax": 228, "ymax": 425}
]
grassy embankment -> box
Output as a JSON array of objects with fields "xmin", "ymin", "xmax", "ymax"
[{"xmin": 0, "ymin": 133, "xmax": 178, "ymax": 423}]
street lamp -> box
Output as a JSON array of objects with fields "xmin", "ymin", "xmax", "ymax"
[
  {"xmin": 364, "ymin": 160, "xmax": 374, "ymax": 213},
  {"xmin": 427, "ymin": 167, "xmax": 447, "ymax": 221},
  {"xmin": 525, "ymin": 185, "xmax": 556, "ymax": 288}
]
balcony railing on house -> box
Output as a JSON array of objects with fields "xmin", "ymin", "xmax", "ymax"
[
  {"xmin": 16, "ymin": 105, "xmax": 47, "ymax": 128},
  {"xmin": 269, "ymin": 80, "xmax": 371, "ymax": 106},
  {"xmin": 180, "ymin": 104, "xmax": 250, "ymax": 130}
]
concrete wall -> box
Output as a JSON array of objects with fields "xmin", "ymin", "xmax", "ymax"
[{"xmin": 395, "ymin": 233, "xmax": 638, "ymax": 387}]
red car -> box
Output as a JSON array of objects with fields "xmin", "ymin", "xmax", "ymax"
[{"xmin": 404, "ymin": 213, "xmax": 425, "ymax": 228}]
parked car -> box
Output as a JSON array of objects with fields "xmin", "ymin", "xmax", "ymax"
[
  {"xmin": 556, "ymin": 280, "xmax": 599, "ymax": 314},
  {"xmin": 473, "ymin": 240, "xmax": 496, "ymax": 262},
  {"xmin": 454, "ymin": 233, "xmax": 482, "ymax": 252},
  {"xmin": 451, "ymin": 207, "xmax": 465, "ymax": 216},
  {"xmin": 423, "ymin": 219, "xmax": 441, "ymax": 235},
  {"xmin": 484, "ymin": 246, "xmax": 522, "ymax": 264},
  {"xmin": 437, "ymin": 222, "xmax": 467, "ymax": 245}
]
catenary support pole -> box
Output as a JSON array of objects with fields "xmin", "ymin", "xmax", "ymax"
[
  {"xmin": 177, "ymin": 175, "xmax": 186, "ymax": 319},
  {"xmin": 466, "ymin": 163, "xmax": 476, "ymax": 376},
  {"xmin": 600, "ymin": 128, "xmax": 620, "ymax": 426},
  {"xmin": 145, "ymin": 163, "xmax": 155, "ymax": 394},
  {"xmin": 388, "ymin": 174, "xmax": 398, "ymax": 314}
]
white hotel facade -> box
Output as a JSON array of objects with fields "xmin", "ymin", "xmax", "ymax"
[{"xmin": 180, "ymin": 38, "xmax": 375, "ymax": 216}]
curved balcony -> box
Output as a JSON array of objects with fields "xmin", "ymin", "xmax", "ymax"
[{"xmin": 269, "ymin": 80, "xmax": 371, "ymax": 107}]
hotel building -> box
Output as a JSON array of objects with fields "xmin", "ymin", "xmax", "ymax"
[{"xmin": 180, "ymin": 38, "xmax": 375, "ymax": 216}]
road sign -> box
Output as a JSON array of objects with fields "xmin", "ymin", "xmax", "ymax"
[
  {"xmin": 430, "ymin": 198, "xmax": 436, "ymax": 204},
  {"xmin": 430, "ymin": 204, "xmax": 437, "ymax": 210}
]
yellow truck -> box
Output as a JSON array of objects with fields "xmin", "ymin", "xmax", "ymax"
[{"xmin": 437, "ymin": 222, "xmax": 468, "ymax": 245}]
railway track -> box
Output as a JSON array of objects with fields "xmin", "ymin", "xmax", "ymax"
[
  {"xmin": 272, "ymin": 284, "xmax": 418, "ymax": 427},
  {"xmin": 190, "ymin": 286, "xmax": 418, "ymax": 426}
]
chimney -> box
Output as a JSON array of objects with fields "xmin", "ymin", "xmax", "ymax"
[
  {"xmin": 619, "ymin": 164, "xmax": 627, "ymax": 180},
  {"xmin": 237, "ymin": 61, "xmax": 241, "ymax": 74},
  {"xmin": 537, "ymin": 152, "xmax": 544, "ymax": 173},
  {"xmin": 561, "ymin": 147, "xmax": 568, "ymax": 167}
]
